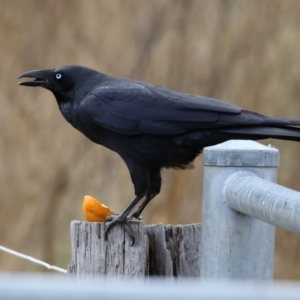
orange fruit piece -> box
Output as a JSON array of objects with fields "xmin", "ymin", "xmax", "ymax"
[{"xmin": 83, "ymin": 195, "xmax": 115, "ymax": 222}]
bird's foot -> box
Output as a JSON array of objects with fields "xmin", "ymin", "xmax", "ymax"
[
  {"xmin": 105, "ymin": 214, "xmax": 136, "ymax": 246},
  {"xmin": 128, "ymin": 211, "xmax": 142, "ymax": 220}
]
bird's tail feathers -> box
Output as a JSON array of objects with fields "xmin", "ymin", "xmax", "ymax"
[{"xmin": 221, "ymin": 125, "xmax": 300, "ymax": 142}]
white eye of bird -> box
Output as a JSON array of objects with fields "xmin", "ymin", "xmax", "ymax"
[{"xmin": 55, "ymin": 73, "xmax": 62, "ymax": 80}]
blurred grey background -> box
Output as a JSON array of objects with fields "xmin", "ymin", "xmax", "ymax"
[{"xmin": 0, "ymin": 0, "xmax": 300, "ymax": 279}]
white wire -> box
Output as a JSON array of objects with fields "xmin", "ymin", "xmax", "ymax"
[{"xmin": 0, "ymin": 245, "xmax": 67, "ymax": 273}]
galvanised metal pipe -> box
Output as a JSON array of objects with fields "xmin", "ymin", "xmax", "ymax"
[
  {"xmin": 200, "ymin": 140, "xmax": 279, "ymax": 280},
  {"xmin": 224, "ymin": 171, "xmax": 300, "ymax": 234}
]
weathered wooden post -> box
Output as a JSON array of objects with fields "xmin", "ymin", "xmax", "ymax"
[
  {"xmin": 68, "ymin": 221, "xmax": 149, "ymax": 278},
  {"xmin": 147, "ymin": 224, "xmax": 201, "ymax": 277},
  {"xmin": 68, "ymin": 221, "xmax": 201, "ymax": 278}
]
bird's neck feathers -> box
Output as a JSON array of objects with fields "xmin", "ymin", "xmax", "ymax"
[{"xmin": 53, "ymin": 92, "xmax": 74, "ymax": 123}]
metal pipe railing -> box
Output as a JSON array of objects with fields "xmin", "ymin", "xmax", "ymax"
[
  {"xmin": 200, "ymin": 140, "xmax": 279, "ymax": 280},
  {"xmin": 224, "ymin": 171, "xmax": 300, "ymax": 234},
  {"xmin": 1, "ymin": 274, "xmax": 300, "ymax": 299}
]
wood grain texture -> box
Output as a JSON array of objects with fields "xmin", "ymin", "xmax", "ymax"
[
  {"xmin": 147, "ymin": 223, "xmax": 201, "ymax": 277},
  {"xmin": 68, "ymin": 221, "xmax": 201, "ymax": 278},
  {"xmin": 68, "ymin": 220, "xmax": 149, "ymax": 278}
]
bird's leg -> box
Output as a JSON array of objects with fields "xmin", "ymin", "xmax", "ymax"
[
  {"xmin": 105, "ymin": 162, "xmax": 161, "ymax": 245},
  {"xmin": 129, "ymin": 194, "xmax": 154, "ymax": 220},
  {"xmin": 105, "ymin": 194, "xmax": 145, "ymax": 245},
  {"xmin": 130, "ymin": 168, "xmax": 161, "ymax": 220}
]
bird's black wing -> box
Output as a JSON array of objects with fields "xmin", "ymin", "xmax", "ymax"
[{"xmin": 77, "ymin": 80, "xmax": 242, "ymax": 136}]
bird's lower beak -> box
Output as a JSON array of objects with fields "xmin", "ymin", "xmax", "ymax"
[{"xmin": 18, "ymin": 69, "xmax": 51, "ymax": 87}]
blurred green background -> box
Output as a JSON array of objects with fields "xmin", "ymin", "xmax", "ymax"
[{"xmin": 0, "ymin": 0, "xmax": 300, "ymax": 279}]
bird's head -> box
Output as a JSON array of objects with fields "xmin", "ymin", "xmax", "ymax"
[{"xmin": 18, "ymin": 65, "xmax": 104, "ymax": 101}]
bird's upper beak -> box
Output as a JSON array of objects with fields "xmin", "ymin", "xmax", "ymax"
[{"xmin": 18, "ymin": 69, "xmax": 52, "ymax": 87}]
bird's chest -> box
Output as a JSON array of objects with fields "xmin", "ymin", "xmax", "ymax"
[
  {"xmin": 58, "ymin": 102, "xmax": 103, "ymax": 144},
  {"xmin": 72, "ymin": 109, "xmax": 117, "ymax": 150}
]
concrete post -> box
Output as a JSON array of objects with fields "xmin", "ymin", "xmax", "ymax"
[{"xmin": 200, "ymin": 140, "xmax": 279, "ymax": 280}]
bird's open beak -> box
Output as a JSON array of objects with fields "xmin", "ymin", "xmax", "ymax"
[{"xmin": 18, "ymin": 69, "xmax": 52, "ymax": 87}]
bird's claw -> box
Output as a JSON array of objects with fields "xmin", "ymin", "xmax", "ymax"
[
  {"xmin": 105, "ymin": 214, "xmax": 135, "ymax": 246},
  {"xmin": 128, "ymin": 212, "xmax": 143, "ymax": 221}
]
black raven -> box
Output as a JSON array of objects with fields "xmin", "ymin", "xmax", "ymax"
[{"xmin": 18, "ymin": 65, "xmax": 300, "ymax": 244}]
